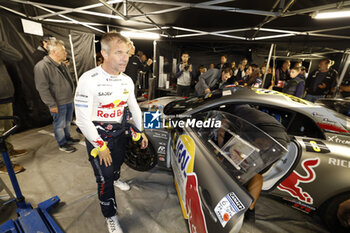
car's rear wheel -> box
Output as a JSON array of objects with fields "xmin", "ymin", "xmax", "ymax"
[
  {"xmin": 319, "ymin": 192, "xmax": 350, "ymax": 233},
  {"xmin": 125, "ymin": 138, "xmax": 157, "ymax": 171}
]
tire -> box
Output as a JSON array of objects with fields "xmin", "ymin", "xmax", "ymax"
[
  {"xmin": 125, "ymin": 138, "xmax": 157, "ymax": 171},
  {"xmin": 319, "ymin": 192, "xmax": 350, "ymax": 233}
]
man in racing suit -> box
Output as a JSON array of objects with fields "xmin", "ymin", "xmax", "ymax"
[{"xmin": 74, "ymin": 31, "xmax": 148, "ymax": 233}]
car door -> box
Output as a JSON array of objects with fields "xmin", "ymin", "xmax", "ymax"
[{"xmin": 170, "ymin": 111, "xmax": 287, "ymax": 233}]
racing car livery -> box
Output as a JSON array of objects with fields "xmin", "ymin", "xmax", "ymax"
[{"xmin": 126, "ymin": 86, "xmax": 350, "ymax": 233}]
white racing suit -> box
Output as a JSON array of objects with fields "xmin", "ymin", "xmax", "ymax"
[{"xmin": 75, "ymin": 66, "xmax": 143, "ymax": 217}]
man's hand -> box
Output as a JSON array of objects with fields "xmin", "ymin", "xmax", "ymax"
[
  {"xmin": 205, "ymin": 88, "xmax": 211, "ymax": 94},
  {"xmin": 318, "ymin": 83, "xmax": 327, "ymax": 89},
  {"xmin": 141, "ymin": 133, "xmax": 148, "ymax": 149},
  {"xmin": 337, "ymin": 199, "xmax": 350, "ymax": 228},
  {"xmin": 50, "ymin": 107, "xmax": 58, "ymax": 114},
  {"xmin": 99, "ymin": 147, "xmax": 112, "ymax": 167},
  {"xmin": 189, "ymin": 64, "xmax": 193, "ymax": 72},
  {"xmin": 147, "ymin": 58, "xmax": 153, "ymax": 66}
]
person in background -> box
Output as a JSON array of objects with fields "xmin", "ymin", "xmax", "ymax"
[
  {"xmin": 231, "ymin": 61, "xmax": 237, "ymax": 71},
  {"xmin": 261, "ymin": 65, "xmax": 273, "ymax": 89},
  {"xmin": 216, "ymin": 54, "xmax": 230, "ymax": 70},
  {"xmin": 124, "ymin": 42, "xmax": 152, "ymax": 96},
  {"xmin": 234, "ymin": 58, "xmax": 249, "ymax": 81},
  {"xmin": 274, "ymin": 60, "xmax": 290, "ymax": 92},
  {"xmin": 282, "ymin": 67, "xmax": 305, "ymax": 98},
  {"xmin": 209, "ymin": 63, "xmax": 215, "ymax": 69},
  {"xmin": 34, "ymin": 39, "xmax": 79, "ymax": 153},
  {"xmin": 192, "ymin": 65, "xmax": 207, "ymax": 89},
  {"xmin": 298, "ymin": 66, "xmax": 307, "ymax": 80},
  {"xmin": 0, "ymin": 40, "xmax": 27, "ymax": 174},
  {"xmin": 246, "ymin": 64, "xmax": 262, "ymax": 87},
  {"xmin": 96, "ymin": 52, "xmax": 104, "ymax": 66},
  {"xmin": 174, "ymin": 52, "xmax": 193, "ymax": 97},
  {"xmin": 304, "ymin": 59, "xmax": 338, "ymax": 102},
  {"xmin": 195, "ymin": 67, "xmax": 233, "ymax": 96},
  {"xmin": 32, "ymin": 36, "xmax": 56, "ymax": 65}
]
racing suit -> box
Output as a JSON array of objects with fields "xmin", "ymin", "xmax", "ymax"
[{"xmin": 74, "ymin": 66, "xmax": 143, "ymax": 217}]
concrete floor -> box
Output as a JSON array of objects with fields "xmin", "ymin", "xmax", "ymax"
[{"xmin": 0, "ymin": 125, "xmax": 330, "ymax": 233}]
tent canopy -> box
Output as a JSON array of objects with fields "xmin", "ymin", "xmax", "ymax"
[{"xmin": 1, "ymin": 0, "xmax": 350, "ymax": 50}]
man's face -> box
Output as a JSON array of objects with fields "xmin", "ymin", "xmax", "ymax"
[
  {"xmin": 209, "ymin": 63, "xmax": 215, "ymax": 69},
  {"xmin": 221, "ymin": 56, "xmax": 227, "ymax": 64},
  {"xmin": 55, "ymin": 44, "xmax": 67, "ymax": 62},
  {"xmin": 103, "ymin": 40, "xmax": 129, "ymax": 73},
  {"xmin": 318, "ymin": 60, "xmax": 328, "ymax": 72},
  {"xmin": 181, "ymin": 54, "xmax": 189, "ymax": 63},
  {"xmin": 141, "ymin": 54, "xmax": 147, "ymax": 63},
  {"xmin": 283, "ymin": 61, "xmax": 291, "ymax": 70},
  {"xmin": 221, "ymin": 71, "xmax": 232, "ymax": 82},
  {"xmin": 242, "ymin": 59, "xmax": 248, "ymax": 66},
  {"xmin": 199, "ymin": 67, "xmax": 206, "ymax": 74}
]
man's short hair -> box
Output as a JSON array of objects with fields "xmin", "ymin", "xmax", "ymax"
[
  {"xmin": 222, "ymin": 67, "xmax": 233, "ymax": 76},
  {"xmin": 182, "ymin": 51, "xmax": 190, "ymax": 56},
  {"xmin": 221, "ymin": 54, "xmax": 228, "ymax": 59},
  {"xmin": 47, "ymin": 39, "xmax": 65, "ymax": 54},
  {"xmin": 100, "ymin": 31, "xmax": 130, "ymax": 52}
]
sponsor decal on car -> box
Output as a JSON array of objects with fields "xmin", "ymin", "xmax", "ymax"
[
  {"xmin": 185, "ymin": 173, "xmax": 208, "ymax": 233},
  {"xmin": 302, "ymin": 139, "xmax": 330, "ymax": 153},
  {"xmin": 277, "ymin": 158, "xmax": 320, "ymax": 204},
  {"xmin": 214, "ymin": 192, "xmax": 245, "ymax": 228},
  {"xmin": 157, "ymin": 146, "xmax": 166, "ymax": 154},
  {"xmin": 327, "ymin": 135, "xmax": 350, "ymax": 145},
  {"xmin": 252, "ymin": 88, "xmax": 312, "ymax": 106},
  {"xmin": 329, "ymin": 157, "xmax": 350, "ymax": 168},
  {"xmin": 172, "ymin": 135, "xmax": 195, "ymax": 219}
]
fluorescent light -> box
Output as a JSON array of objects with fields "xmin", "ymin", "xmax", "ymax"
[
  {"xmin": 313, "ymin": 10, "xmax": 350, "ymax": 19},
  {"xmin": 120, "ymin": 31, "xmax": 160, "ymax": 40}
]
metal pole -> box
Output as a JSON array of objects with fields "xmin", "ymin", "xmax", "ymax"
[
  {"xmin": 153, "ymin": 40, "xmax": 157, "ymax": 78},
  {"xmin": 307, "ymin": 60, "xmax": 313, "ymax": 79},
  {"xmin": 69, "ymin": 34, "xmax": 79, "ymax": 84},
  {"xmin": 93, "ymin": 34, "xmax": 97, "ymax": 67},
  {"xmin": 262, "ymin": 43, "xmax": 275, "ymax": 88}
]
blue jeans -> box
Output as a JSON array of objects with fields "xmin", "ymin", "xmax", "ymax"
[
  {"xmin": 50, "ymin": 103, "xmax": 73, "ymax": 146},
  {"xmin": 304, "ymin": 93, "xmax": 325, "ymax": 103}
]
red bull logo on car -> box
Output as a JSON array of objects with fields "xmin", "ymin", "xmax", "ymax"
[{"xmin": 277, "ymin": 158, "xmax": 320, "ymax": 204}]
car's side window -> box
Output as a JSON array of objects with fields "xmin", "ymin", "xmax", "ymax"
[{"xmin": 191, "ymin": 111, "xmax": 287, "ymax": 184}]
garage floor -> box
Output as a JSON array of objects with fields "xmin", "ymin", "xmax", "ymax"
[{"xmin": 0, "ymin": 125, "xmax": 330, "ymax": 233}]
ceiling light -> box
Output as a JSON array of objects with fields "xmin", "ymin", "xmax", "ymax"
[
  {"xmin": 120, "ymin": 31, "xmax": 160, "ymax": 40},
  {"xmin": 312, "ymin": 9, "xmax": 350, "ymax": 19}
]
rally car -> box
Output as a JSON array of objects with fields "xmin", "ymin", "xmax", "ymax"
[{"xmin": 125, "ymin": 86, "xmax": 350, "ymax": 233}]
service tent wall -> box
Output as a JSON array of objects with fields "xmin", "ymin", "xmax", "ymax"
[{"xmin": 0, "ymin": 12, "xmax": 95, "ymax": 130}]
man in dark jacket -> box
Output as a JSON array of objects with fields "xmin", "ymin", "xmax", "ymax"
[
  {"xmin": 195, "ymin": 67, "xmax": 233, "ymax": 96},
  {"xmin": 304, "ymin": 59, "xmax": 338, "ymax": 102},
  {"xmin": 0, "ymin": 40, "xmax": 27, "ymax": 174},
  {"xmin": 32, "ymin": 36, "xmax": 55, "ymax": 65},
  {"xmin": 34, "ymin": 39, "xmax": 78, "ymax": 153},
  {"xmin": 124, "ymin": 42, "xmax": 152, "ymax": 95},
  {"xmin": 282, "ymin": 67, "xmax": 305, "ymax": 98},
  {"xmin": 215, "ymin": 54, "xmax": 230, "ymax": 70},
  {"xmin": 174, "ymin": 52, "xmax": 193, "ymax": 97}
]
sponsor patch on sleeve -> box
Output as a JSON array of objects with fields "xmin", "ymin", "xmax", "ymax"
[{"xmin": 214, "ymin": 192, "xmax": 245, "ymax": 228}]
